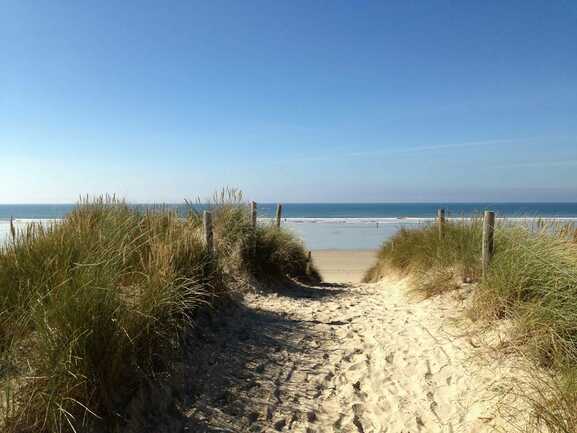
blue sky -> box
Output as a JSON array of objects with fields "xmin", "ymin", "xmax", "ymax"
[{"xmin": 1, "ymin": 0, "xmax": 576, "ymax": 203}]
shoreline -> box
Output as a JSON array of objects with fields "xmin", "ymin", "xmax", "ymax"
[
  {"xmin": 4, "ymin": 216, "xmax": 577, "ymax": 223},
  {"xmin": 4, "ymin": 218, "xmax": 577, "ymax": 251}
]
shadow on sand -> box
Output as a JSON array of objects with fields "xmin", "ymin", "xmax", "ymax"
[
  {"xmin": 256, "ymin": 278, "xmax": 347, "ymax": 300},
  {"xmin": 180, "ymin": 299, "xmax": 340, "ymax": 432},
  {"xmin": 124, "ymin": 279, "xmax": 350, "ymax": 433}
]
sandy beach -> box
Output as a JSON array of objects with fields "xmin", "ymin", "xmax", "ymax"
[
  {"xmin": 310, "ymin": 250, "xmax": 378, "ymax": 283},
  {"xmin": 179, "ymin": 251, "xmax": 521, "ymax": 433}
]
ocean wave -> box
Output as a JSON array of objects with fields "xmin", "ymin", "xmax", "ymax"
[
  {"xmin": 2, "ymin": 217, "xmax": 577, "ymax": 226},
  {"xmin": 0, "ymin": 218, "xmax": 61, "ymax": 224},
  {"xmin": 261, "ymin": 217, "xmax": 577, "ymax": 224}
]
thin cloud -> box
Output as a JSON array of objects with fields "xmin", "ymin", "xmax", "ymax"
[
  {"xmin": 282, "ymin": 137, "xmax": 524, "ymax": 164},
  {"xmin": 347, "ymin": 138, "xmax": 519, "ymax": 158},
  {"xmin": 494, "ymin": 160, "xmax": 577, "ymax": 169}
]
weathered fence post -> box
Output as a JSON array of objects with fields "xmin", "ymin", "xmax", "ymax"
[
  {"xmin": 9, "ymin": 217, "xmax": 16, "ymax": 241},
  {"xmin": 250, "ymin": 201, "xmax": 257, "ymax": 229},
  {"xmin": 275, "ymin": 204, "xmax": 283, "ymax": 228},
  {"xmin": 249, "ymin": 201, "xmax": 257, "ymax": 259},
  {"xmin": 437, "ymin": 208, "xmax": 446, "ymax": 239},
  {"xmin": 203, "ymin": 211, "xmax": 213, "ymax": 255},
  {"xmin": 482, "ymin": 210, "xmax": 495, "ymax": 278}
]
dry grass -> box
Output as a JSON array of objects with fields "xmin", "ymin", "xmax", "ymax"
[{"xmin": 0, "ymin": 191, "xmax": 319, "ymax": 433}]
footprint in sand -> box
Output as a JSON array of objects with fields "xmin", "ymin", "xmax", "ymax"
[
  {"xmin": 416, "ymin": 414, "xmax": 425, "ymax": 431},
  {"xmin": 352, "ymin": 404, "xmax": 366, "ymax": 433},
  {"xmin": 181, "ymin": 277, "xmax": 525, "ymax": 433},
  {"xmin": 273, "ymin": 418, "xmax": 286, "ymax": 431},
  {"xmin": 348, "ymin": 361, "xmax": 365, "ymax": 372},
  {"xmin": 424, "ymin": 360, "xmax": 433, "ymax": 385}
]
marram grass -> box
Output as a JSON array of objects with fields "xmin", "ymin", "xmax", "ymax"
[
  {"xmin": 363, "ymin": 217, "xmax": 483, "ymax": 288},
  {"xmin": 364, "ymin": 218, "xmax": 577, "ymax": 432},
  {"xmin": 0, "ymin": 192, "xmax": 319, "ymax": 433}
]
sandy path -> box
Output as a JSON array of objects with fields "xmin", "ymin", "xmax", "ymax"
[{"xmin": 181, "ymin": 277, "xmax": 516, "ymax": 433}]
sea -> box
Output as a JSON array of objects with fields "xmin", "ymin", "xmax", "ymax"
[{"xmin": 2, "ymin": 203, "xmax": 577, "ymax": 250}]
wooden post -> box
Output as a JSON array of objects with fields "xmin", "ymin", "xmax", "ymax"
[
  {"xmin": 9, "ymin": 216, "xmax": 16, "ymax": 240},
  {"xmin": 275, "ymin": 204, "xmax": 283, "ymax": 228},
  {"xmin": 482, "ymin": 210, "xmax": 495, "ymax": 278},
  {"xmin": 249, "ymin": 201, "xmax": 257, "ymax": 259},
  {"xmin": 437, "ymin": 208, "xmax": 445, "ymax": 239},
  {"xmin": 306, "ymin": 250, "xmax": 312, "ymax": 274},
  {"xmin": 250, "ymin": 201, "xmax": 257, "ymax": 228},
  {"xmin": 203, "ymin": 211, "xmax": 213, "ymax": 255}
]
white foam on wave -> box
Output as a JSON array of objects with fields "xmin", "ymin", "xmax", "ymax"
[
  {"xmin": 261, "ymin": 217, "xmax": 577, "ymax": 224},
  {"xmin": 2, "ymin": 216, "xmax": 577, "ymax": 227},
  {"xmin": 278, "ymin": 218, "xmax": 431, "ymax": 224},
  {"xmin": 0, "ymin": 218, "xmax": 61, "ymax": 224}
]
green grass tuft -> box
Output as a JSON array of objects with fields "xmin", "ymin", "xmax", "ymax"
[
  {"xmin": 363, "ymin": 218, "xmax": 483, "ymax": 283},
  {"xmin": 364, "ymin": 217, "xmax": 577, "ymax": 432},
  {"xmin": 0, "ymin": 191, "xmax": 318, "ymax": 433}
]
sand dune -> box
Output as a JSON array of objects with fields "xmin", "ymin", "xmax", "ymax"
[{"xmin": 180, "ymin": 273, "xmax": 522, "ymax": 433}]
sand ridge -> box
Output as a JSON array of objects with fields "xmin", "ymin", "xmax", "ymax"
[{"xmin": 180, "ymin": 275, "xmax": 520, "ymax": 433}]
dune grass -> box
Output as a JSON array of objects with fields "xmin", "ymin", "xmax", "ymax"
[
  {"xmin": 0, "ymin": 192, "xmax": 318, "ymax": 433},
  {"xmin": 191, "ymin": 189, "xmax": 321, "ymax": 284},
  {"xmin": 364, "ymin": 217, "xmax": 577, "ymax": 432},
  {"xmin": 363, "ymin": 218, "xmax": 483, "ymax": 294}
]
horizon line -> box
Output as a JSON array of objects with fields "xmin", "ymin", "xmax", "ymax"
[{"xmin": 2, "ymin": 201, "xmax": 577, "ymax": 205}]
